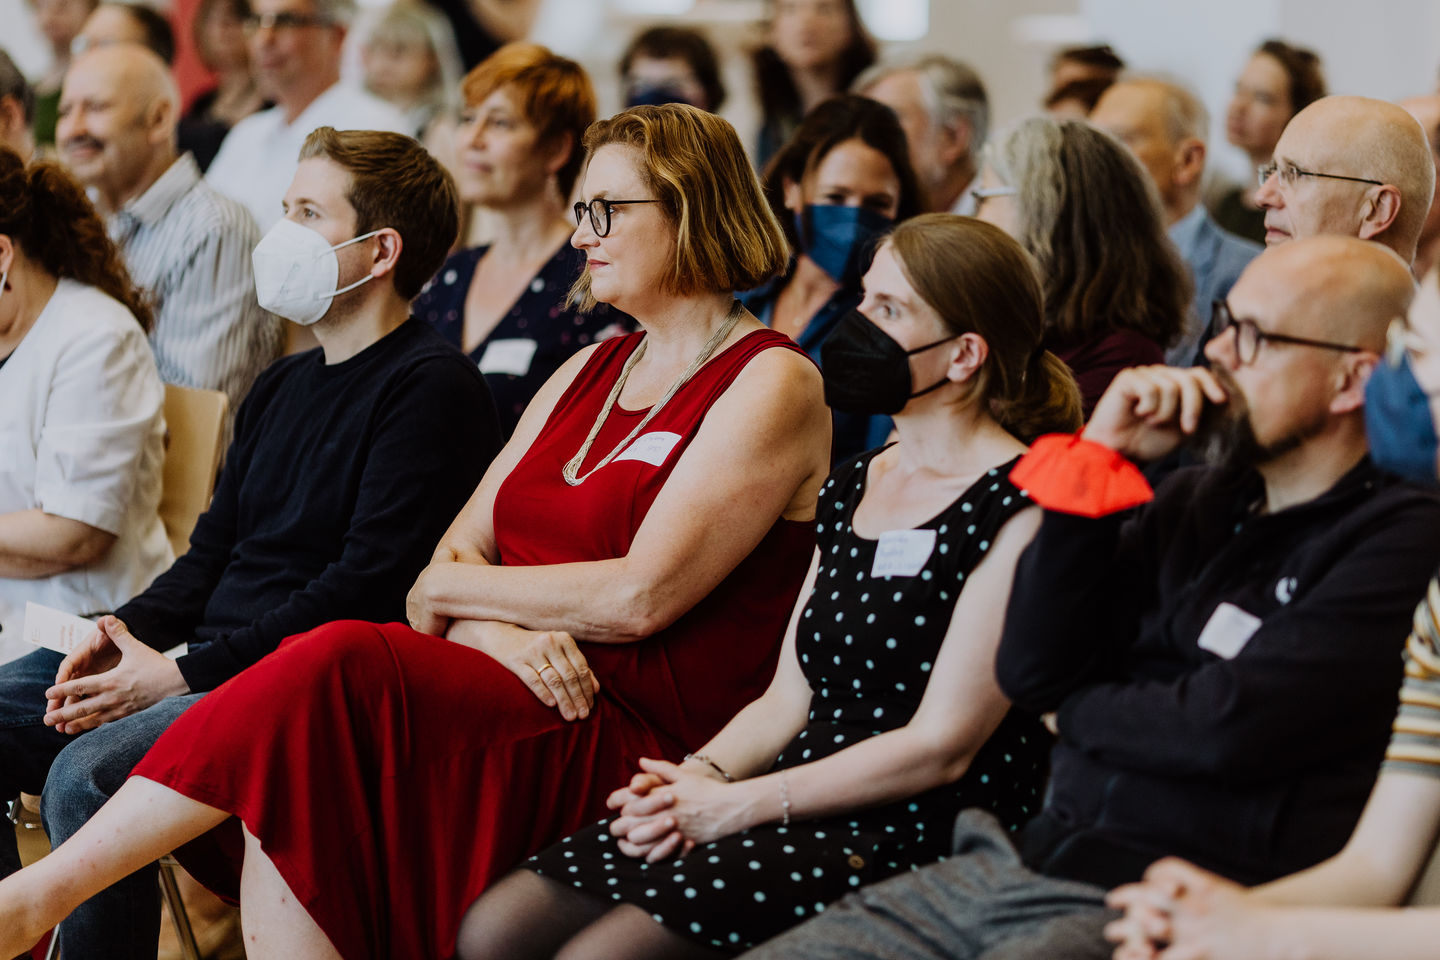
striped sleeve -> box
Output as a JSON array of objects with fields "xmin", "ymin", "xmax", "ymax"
[{"xmin": 1384, "ymin": 577, "xmax": 1440, "ymax": 776}]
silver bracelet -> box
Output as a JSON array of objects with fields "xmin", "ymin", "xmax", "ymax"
[
  {"xmin": 779, "ymin": 770, "xmax": 791, "ymax": 826},
  {"xmin": 683, "ymin": 752, "xmax": 734, "ymax": 782}
]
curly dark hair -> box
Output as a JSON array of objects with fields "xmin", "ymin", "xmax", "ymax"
[{"xmin": 0, "ymin": 146, "xmax": 152, "ymax": 330}]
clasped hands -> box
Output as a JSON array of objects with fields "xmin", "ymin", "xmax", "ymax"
[
  {"xmin": 606, "ymin": 758, "xmax": 748, "ymax": 863},
  {"xmin": 43, "ymin": 615, "xmax": 189, "ymax": 734},
  {"xmin": 1104, "ymin": 858, "xmax": 1272, "ymax": 960}
]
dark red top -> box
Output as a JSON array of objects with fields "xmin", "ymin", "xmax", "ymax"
[
  {"xmin": 133, "ymin": 326, "xmax": 817, "ymax": 960},
  {"xmin": 1054, "ymin": 329, "xmax": 1166, "ymax": 416}
]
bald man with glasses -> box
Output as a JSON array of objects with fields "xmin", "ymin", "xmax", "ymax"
[
  {"xmin": 1256, "ymin": 95, "xmax": 1435, "ymax": 265},
  {"xmin": 745, "ymin": 236, "xmax": 1440, "ymax": 960}
]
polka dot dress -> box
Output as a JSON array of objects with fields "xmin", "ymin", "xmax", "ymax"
[
  {"xmin": 412, "ymin": 243, "xmax": 633, "ymax": 438},
  {"xmin": 527, "ymin": 449, "xmax": 1052, "ymax": 953}
]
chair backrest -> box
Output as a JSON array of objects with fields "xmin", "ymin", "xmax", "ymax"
[{"xmin": 158, "ymin": 384, "xmax": 228, "ymax": 557}]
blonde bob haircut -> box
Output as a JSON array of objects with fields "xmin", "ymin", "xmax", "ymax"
[{"xmin": 570, "ymin": 103, "xmax": 789, "ymax": 312}]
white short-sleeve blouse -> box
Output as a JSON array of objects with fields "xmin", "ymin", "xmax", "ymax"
[{"xmin": 0, "ymin": 279, "xmax": 173, "ymax": 650}]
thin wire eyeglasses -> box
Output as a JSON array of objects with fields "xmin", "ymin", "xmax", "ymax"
[
  {"xmin": 573, "ymin": 198, "xmax": 659, "ymax": 237},
  {"xmin": 1256, "ymin": 162, "xmax": 1384, "ymax": 190}
]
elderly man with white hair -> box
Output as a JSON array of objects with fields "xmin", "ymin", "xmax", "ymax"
[
  {"xmin": 1092, "ymin": 76, "xmax": 1261, "ymax": 366},
  {"xmin": 855, "ymin": 53, "xmax": 988, "ymax": 216},
  {"xmin": 57, "ymin": 44, "xmax": 280, "ymax": 416}
]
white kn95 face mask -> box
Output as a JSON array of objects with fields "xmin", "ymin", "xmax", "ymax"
[{"xmin": 252, "ymin": 219, "xmax": 384, "ymax": 326}]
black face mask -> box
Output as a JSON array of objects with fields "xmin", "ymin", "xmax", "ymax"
[{"xmin": 820, "ymin": 309, "xmax": 956, "ymax": 415}]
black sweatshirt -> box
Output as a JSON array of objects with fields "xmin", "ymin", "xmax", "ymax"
[
  {"xmin": 118, "ymin": 319, "xmax": 501, "ymax": 692},
  {"xmin": 996, "ymin": 458, "xmax": 1440, "ymax": 888}
]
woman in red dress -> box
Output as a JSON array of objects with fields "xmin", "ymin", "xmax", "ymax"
[{"xmin": 0, "ymin": 104, "xmax": 832, "ymax": 960}]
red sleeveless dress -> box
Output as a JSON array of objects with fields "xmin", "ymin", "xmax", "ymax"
[{"xmin": 131, "ymin": 329, "xmax": 816, "ymax": 960}]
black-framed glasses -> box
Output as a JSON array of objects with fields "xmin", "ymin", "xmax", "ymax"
[
  {"xmin": 1256, "ymin": 161, "xmax": 1384, "ymax": 190},
  {"xmin": 573, "ymin": 198, "xmax": 659, "ymax": 237},
  {"xmin": 242, "ymin": 11, "xmax": 329, "ymax": 32},
  {"xmin": 1212, "ymin": 300, "xmax": 1367, "ymax": 365}
]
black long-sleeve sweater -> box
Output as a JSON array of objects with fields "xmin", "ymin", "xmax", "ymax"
[
  {"xmin": 118, "ymin": 319, "xmax": 501, "ymax": 692},
  {"xmin": 997, "ymin": 458, "xmax": 1440, "ymax": 888}
]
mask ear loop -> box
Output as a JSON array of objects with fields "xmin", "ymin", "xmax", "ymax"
[{"xmin": 312, "ymin": 229, "xmax": 385, "ymax": 302}]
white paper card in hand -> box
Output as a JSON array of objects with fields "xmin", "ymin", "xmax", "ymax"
[
  {"xmin": 615, "ymin": 431, "xmax": 683, "ymax": 467},
  {"xmin": 22, "ymin": 602, "xmax": 96, "ymax": 655},
  {"xmin": 477, "ymin": 338, "xmax": 539, "ymax": 376},
  {"xmin": 1196, "ymin": 602, "xmax": 1262, "ymax": 660},
  {"xmin": 871, "ymin": 529, "xmax": 937, "ymax": 578}
]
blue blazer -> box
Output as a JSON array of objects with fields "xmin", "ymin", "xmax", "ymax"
[{"xmin": 1170, "ymin": 211, "xmax": 1263, "ymax": 366}]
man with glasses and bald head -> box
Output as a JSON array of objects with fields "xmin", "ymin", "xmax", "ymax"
[
  {"xmin": 1257, "ymin": 95, "xmax": 1435, "ymax": 265},
  {"xmin": 204, "ymin": 0, "xmax": 406, "ymax": 231},
  {"xmin": 746, "ymin": 235, "xmax": 1440, "ymax": 960}
]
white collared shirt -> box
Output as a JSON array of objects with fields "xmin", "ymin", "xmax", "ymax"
[
  {"xmin": 205, "ymin": 83, "xmax": 409, "ymax": 232},
  {"xmin": 0, "ymin": 281, "xmax": 173, "ymax": 655}
]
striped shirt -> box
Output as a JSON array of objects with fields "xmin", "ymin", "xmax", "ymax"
[
  {"xmin": 1385, "ymin": 576, "xmax": 1440, "ymax": 774},
  {"xmin": 109, "ymin": 152, "xmax": 282, "ymax": 419}
]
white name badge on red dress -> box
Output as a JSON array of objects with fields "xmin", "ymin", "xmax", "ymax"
[
  {"xmin": 478, "ymin": 338, "xmax": 538, "ymax": 376},
  {"xmin": 871, "ymin": 529, "xmax": 937, "ymax": 578},
  {"xmin": 615, "ymin": 431, "xmax": 684, "ymax": 467}
]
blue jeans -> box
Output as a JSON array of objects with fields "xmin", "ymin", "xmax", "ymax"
[{"xmin": 0, "ymin": 648, "xmax": 204, "ymax": 960}]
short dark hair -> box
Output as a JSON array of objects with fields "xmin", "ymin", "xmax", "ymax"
[
  {"xmin": 762, "ymin": 94, "xmax": 924, "ymax": 247},
  {"xmin": 1052, "ymin": 44, "xmax": 1125, "ymax": 75},
  {"xmin": 1256, "ymin": 38, "xmax": 1326, "ymax": 117},
  {"xmin": 620, "ymin": 26, "xmax": 726, "ymax": 112},
  {"xmin": 103, "ymin": 3, "xmax": 177, "ymax": 64},
  {"xmin": 0, "ymin": 50, "xmax": 34, "ymax": 123},
  {"xmin": 1043, "ymin": 76, "xmax": 1115, "ymax": 115},
  {"xmin": 298, "ymin": 127, "xmax": 459, "ymax": 301}
]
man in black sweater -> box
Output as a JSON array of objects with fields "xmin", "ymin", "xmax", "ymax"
[
  {"xmin": 744, "ymin": 238, "xmax": 1440, "ymax": 960},
  {"xmin": 0, "ymin": 127, "xmax": 501, "ymax": 959}
]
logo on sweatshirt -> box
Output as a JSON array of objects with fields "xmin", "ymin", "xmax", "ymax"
[{"xmin": 1274, "ymin": 577, "xmax": 1298, "ymax": 605}]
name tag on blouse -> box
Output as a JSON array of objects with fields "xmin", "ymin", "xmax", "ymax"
[
  {"xmin": 616, "ymin": 431, "xmax": 683, "ymax": 467},
  {"xmin": 871, "ymin": 529, "xmax": 936, "ymax": 578},
  {"xmin": 478, "ymin": 338, "xmax": 538, "ymax": 376}
]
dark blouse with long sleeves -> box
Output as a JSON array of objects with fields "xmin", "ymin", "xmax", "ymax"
[{"xmin": 414, "ymin": 243, "xmax": 633, "ymax": 438}]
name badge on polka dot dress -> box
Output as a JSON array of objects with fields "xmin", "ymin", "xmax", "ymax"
[{"xmin": 870, "ymin": 529, "xmax": 936, "ymax": 578}]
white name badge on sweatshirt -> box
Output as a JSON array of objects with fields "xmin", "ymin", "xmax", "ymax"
[
  {"xmin": 477, "ymin": 338, "xmax": 538, "ymax": 376},
  {"xmin": 616, "ymin": 431, "xmax": 684, "ymax": 467},
  {"xmin": 871, "ymin": 529, "xmax": 937, "ymax": 578},
  {"xmin": 1196, "ymin": 602, "xmax": 1262, "ymax": 660},
  {"xmin": 22, "ymin": 602, "xmax": 96, "ymax": 655}
]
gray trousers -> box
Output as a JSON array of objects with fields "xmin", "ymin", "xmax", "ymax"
[{"xmin": 742, "ymin": 810, "xmax": 1115, "ymax": 960}]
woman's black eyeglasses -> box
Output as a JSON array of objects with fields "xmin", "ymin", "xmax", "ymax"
[{"xmin": 573, "ymin": 198, "xmax": 659, "ymax": 238}]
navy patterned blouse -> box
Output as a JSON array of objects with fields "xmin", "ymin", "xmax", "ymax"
[{"xmin": 414, "ymin": 243, "xmax": 633, "ymax": 438}]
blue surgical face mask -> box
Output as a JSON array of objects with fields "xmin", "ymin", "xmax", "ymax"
[
  {"xmin": 624, "ymin": 84, "xmax": 700, "ymax": 109},
  {"xmin": 1365, "ymin": 351, "xmax": 1440, "ymax": 486},
  {"xmin": 795, "ymin": 204, "xmax": 893, "ymax": 288}
]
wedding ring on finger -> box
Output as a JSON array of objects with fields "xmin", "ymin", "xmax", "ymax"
[{"xmin": 537, "ymin": 663, "xmax": 560, "ymax": 679}]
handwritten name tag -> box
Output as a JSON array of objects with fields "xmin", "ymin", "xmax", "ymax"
[
  {"xmin": 23, "ymin": 602, "xmax": 96, "ymax": 655},
  {"xmin": 871, "ymin": 529, "xmax": 937, "ymax": 578},
  {"xmin": 478, "ymin": 338, "xmax": 539, "ymax": 376},
  {"xmin": 616, "ymin": 431, "xmax": 684, "ymax": 467},
  {"xmin": 1196, "ymin": 602, "xmax": 1262, "ymax": 660}
]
